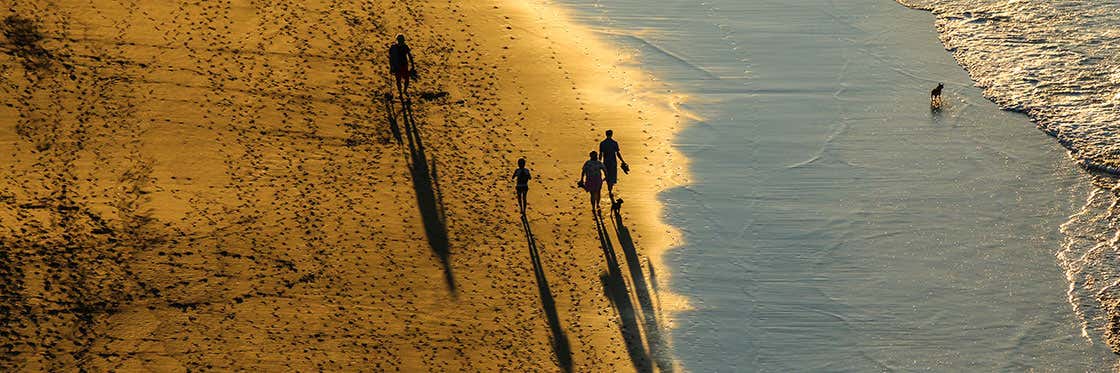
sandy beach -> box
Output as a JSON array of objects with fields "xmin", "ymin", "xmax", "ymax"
[{"xmin": 0, "ymin": 0, "xmax": 686, "ymax": 371}]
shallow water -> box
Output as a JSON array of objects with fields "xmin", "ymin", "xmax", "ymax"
[
  {"xmin": 557, "ymin": 0, "xmax": 1115, "ymax": 370},
  {"xmin": 897, "ymin": 0, "xmax": 1120, "ymax": 173},
  {"xmin": 898, "ymin": 0, "xmax": 1120, "ymax": 358}
]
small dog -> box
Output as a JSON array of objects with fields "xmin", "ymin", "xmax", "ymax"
[
  {"xmin": 930, "ymin": 83, "xmax": 944, "ymax": 108},
  {"xmin": 611, "ymin": 198, "xmax": 624, "ymax": 213}
]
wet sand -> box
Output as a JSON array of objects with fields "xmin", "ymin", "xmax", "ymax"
[{"xmin": 0, "ymin": 1, "xmax": 684, "ymax": 371}]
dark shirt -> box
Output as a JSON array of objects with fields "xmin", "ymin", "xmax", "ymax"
[
  {"xmin": 389, "ymin": 43, "xmax": 410, "ymax": 70},
  {"xmin": 513, "ymin": 168, "xmax": 531, "ymax": 187},
  {"xmin": 599, "ymin": 138, "xmax": 620, "ymax": 164},
  {"xmin": 583, "ymin": 159, "xmax": 605, "ymax": 178}
]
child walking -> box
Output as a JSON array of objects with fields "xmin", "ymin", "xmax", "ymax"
[{"xmin": 513, "ymin": 158, "xmax": 532, "ymax": 216}]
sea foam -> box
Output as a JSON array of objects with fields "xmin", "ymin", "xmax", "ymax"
[
  {"xmin": 900, "ymin": 0, "xmax": 1120, "ymax": 355},
  {"xmin": 900, "ymin": 0, "xmax": 1120, "ymax": 172}
]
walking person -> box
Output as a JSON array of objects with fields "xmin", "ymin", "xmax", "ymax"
[
  {"xmin": 388, "ymin": 34, "xmax": 416, "ymax": 97},
  {"xmin": 513, "ymin": 158, "xmax": 532, "ymax": 216},
  {"xmin": 598, "ymin": 129, "xmax": 628, "ymax": 197},
  {"xmin": 580, "ymin": 151, "xmax": 607, "ymax": 213}
]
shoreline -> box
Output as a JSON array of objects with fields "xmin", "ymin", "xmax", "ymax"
[
  {"xmin": 494, "ymin": 0, "xmax": 692, "ymax": 314},
  {"xmin": 895, "ymin": 0, "xmax": 1120, "ymax": 177},
  {"xmin": 556, "ymin": 0, "xmax": 1114, "ymax": 370},
  {"xmin": 0, "ymin": 0, "xmax": 688, "ymax": 371},
  {"xmin": 486, "ymin": 0, "xmax": 695, "ymax": 368},
  {"xmin": 895, "ymin": 0, "xmax": 1120, "ymax": 357}
]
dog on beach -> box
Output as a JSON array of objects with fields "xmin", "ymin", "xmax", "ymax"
[
  {"xmin": 930, "ymin": 83, "xmax": 944, "ymax": 108},
  {"xmin": 611, "ymin": 198, "xmax": 623, "ymax": 214}
]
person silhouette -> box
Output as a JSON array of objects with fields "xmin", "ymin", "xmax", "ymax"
[
  {"xmin": 580, "ymin": 151, "xmax": 607, "ymax": 213},
  {"xmin": 598, "ymin": 129, "xmax": 627, "ymax": 197},
  {"xmin": 388, "ymin": 34, "xmax": 415, "ymax": 97},
  {"xmin": 513, "ymin": 158, "xmax": 532, "ymax": 216}
]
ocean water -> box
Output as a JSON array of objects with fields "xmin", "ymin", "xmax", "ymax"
[
  {"xmin": 556, "ymin": 0, "xmax": 1117, "ymax": 370},
  {"xmin": 902, "ymin": 0, "xmax": 1120, "ymax": 360},
  {"xmin": 894, "ymin": 0, "xmax": 1120, "ymax": 358},
  {"xmin": 897, "ymin": 0, "xmax": 1120, "ymax": 173}
]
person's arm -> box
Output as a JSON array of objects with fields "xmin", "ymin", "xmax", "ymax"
[
  {"xmin": 616, "ymin": 149, "xmax": 625, "ymax": 164},
  {"xmin": 407, "ymin": 46, "xmax": 415, "ymax": 71},
  {"xmin": 580, "ymin": 166, "xmax": 587, "ymax": 183}
]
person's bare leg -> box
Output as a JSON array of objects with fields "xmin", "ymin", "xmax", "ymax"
[
  {"xmin": 396, "ymin": 77, "xmax": 404, "ymax": 100},
  {"xmin": 518, "ymin": 191, "xmax": 528, "ymax": 215}
]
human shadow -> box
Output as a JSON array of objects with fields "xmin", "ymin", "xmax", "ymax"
[
  {"xmin": 646, "ymin": 258, "xmax": 661, "ymax": 298},
  {"xmin": 612, "ymin": 210, "xmax": 673, "ymax": 373},
  {"xmin": 383, "ymin": 93, "xmax": 403, "ymax": 145},
  {"xmin": 399, "ymin": 92, "xmax": 455, "ymax": 295},
  {"xmin": 521, "ymin": 216, "xmax": 574, "ymax": 372},
  {"xmin": 595, "ymin": 211, "xmax": 653, "ymax": 373}
]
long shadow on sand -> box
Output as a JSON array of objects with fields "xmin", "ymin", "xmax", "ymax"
[
  {"xmin": 521, "ymin": 215, "xmax": 574, "ymax": 372},
  {"xmin": 384, "ymin": 94, "xmax": 403, "ymax": 145},
  {"xmin": 394, "ymin": 94, "xmax": 456, "ymax": 295},
  {"xmin": 594, "ymin": 211, "xmax": 653, "ymax": 373},
  {"xmin": 612, "ymin": 210, "xmax": 673, "ymax": 372}
]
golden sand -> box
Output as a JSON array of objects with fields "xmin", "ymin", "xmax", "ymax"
[{"xmin": 0, "ymin": 0, "xmax": 688, "ymax": 371}]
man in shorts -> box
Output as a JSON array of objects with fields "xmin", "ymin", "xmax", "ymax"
[
  {"xmin": 388, "ymin": 34, "xmax": 415, "ymax": 96},
  {"xmin": 598, "ymin": 129, "xmax": 627, "ymax": 196}
]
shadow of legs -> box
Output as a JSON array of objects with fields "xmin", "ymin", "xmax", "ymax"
[
  {"xmin": 383, "ymin": 94, "xmax": 403, "ymax": 145},
  {"xmin": 595, "ymin": 213, "xmax": 653, "ymax": 373},
  {"xmin": 399, "ymin": 93, "xmax": 456, "ymax": 294},
  {"xmin": 522, "ymin": 216, "xmax": 573, "ymax": 372},
  {"xmin": 613, "ymin": 211, "xmax": 673, "ymax": 372}
]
